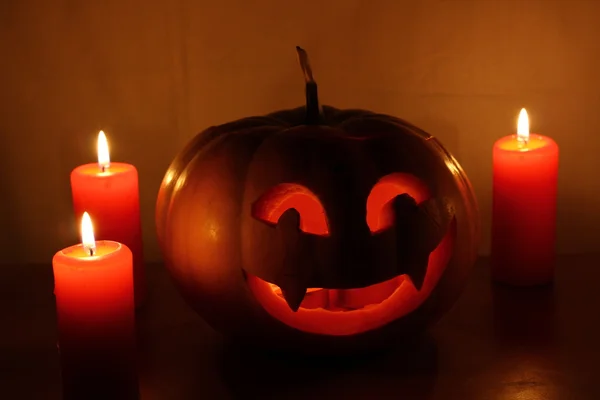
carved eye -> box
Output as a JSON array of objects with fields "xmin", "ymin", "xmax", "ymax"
[
  {"xmin": 366, "ymin": 173, "xmax": 431, "ymax": 233},
  {"xmin": 252, "ymin": 183, "xmax": 330, "ymax": 236}
]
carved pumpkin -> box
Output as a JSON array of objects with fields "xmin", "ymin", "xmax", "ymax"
[{"xmin": 156, "ymin": 47, "xmax": 479, "ymax": 353}]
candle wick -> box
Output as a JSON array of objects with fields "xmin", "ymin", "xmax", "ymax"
[
  {"xmin": 101, "ymin": 165, "xmax": 106, "ymax": 173},
  {"xmin": 517, "ymin": 136, "xmax": 529, "ymax": 148},
  {"xmin": 89, "ymin": 248, "xmax": 94, "ymax": 256}
]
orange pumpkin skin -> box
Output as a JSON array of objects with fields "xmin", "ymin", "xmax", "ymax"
[{"xmin": 156, "ymin": 105, "xmax": 479, "ymax": 354}]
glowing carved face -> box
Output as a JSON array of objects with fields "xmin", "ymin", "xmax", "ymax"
[{"xmin": 245, "ymin": 172, "xmax": 456, "ymax": 336}]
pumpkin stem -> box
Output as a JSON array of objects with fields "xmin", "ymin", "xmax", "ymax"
[{"xmin": 296, "ymin": 46, "xmax": 322, "ymax": 125}]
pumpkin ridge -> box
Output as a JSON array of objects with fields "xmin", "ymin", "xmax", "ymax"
[
  {"xmin": 161, "ymin": 130, "xmax": 233, "ymax": 262},
  {"xmin": 159, "ymin": 125, "xmax": 282, "ymax": 258},
  {"xmin": 156, "ymin": 126, "xmax": 224, "ymax": 245}
]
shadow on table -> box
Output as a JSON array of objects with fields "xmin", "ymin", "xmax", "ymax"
[
  {"xmin": 489, "ymin": 282, "xmax": 572, "ymax": 399},
  {"xmin": 491, "ymin": 282, "xmax": 556, "ymax": 349},
  {"xmin": 218, "ymin": 335, "xmax": 438, "ymax": 399}
]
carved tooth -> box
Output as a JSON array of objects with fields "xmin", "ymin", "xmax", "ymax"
[
  {"xmin": 278, "ymin": 278, "xmax": 308, "ymax": 312},
  {"xmin": 275, "ymin": 208, "xmax": 314, "ymax": 311}
]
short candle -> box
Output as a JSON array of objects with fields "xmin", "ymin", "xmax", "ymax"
[
  {"xmin": 491, "ymin": 108, "xmax": 559, "ymax": 286},
  {"xmin": 52, "ymin": 212, "xmax": 138, "ymax": 399}
]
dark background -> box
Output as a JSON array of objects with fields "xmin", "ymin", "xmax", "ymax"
[{"xmin": 1, "ymin": 0, "xmax": 599, "ymax": 263}]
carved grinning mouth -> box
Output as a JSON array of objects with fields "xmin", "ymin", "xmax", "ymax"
[
  {"xmin": 245, "ymin": 211, "xmax": 455, "ymax": 336},
  {"xmin": 249, "ymin": 273, "xmax": 413, "ymax": 312},
  {"xmin": 245, "ymin": 220, "xmax": 454, "ymax": 336},
  {"xmin": 246, "ymin": 174, "xmax": 456, "ymax": 335},
  {"xmin": 268, "ymin": 279, "xmax": 403, "ymax": 311}
]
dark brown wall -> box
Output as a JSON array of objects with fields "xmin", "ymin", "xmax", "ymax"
[{"xmin": 1, "ymin": 0, "xmax": 598, "ymax": 263}]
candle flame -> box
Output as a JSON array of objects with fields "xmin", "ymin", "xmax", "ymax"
[
  {"xmin": 81, "ymin": 212, "xmax": 96, "ymax": 256},
  {"xmin": 517, "ymin": 108, "xmax": 529, "ymax": 143},
  {"xmin": 97, "ymin": 131, "xmax": 110, "ymax": 171}
]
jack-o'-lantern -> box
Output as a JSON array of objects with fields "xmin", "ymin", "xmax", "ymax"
[{"xmin": 156, "ymin": 47, "xmax": 479, "ymax": 353}]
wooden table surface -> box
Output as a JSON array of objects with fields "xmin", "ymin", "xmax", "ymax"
[{"xmin": 2, "ymin": 255, "xmax": 599, "ymax": 399}]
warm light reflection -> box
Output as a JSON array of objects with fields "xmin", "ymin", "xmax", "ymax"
[
  {"xmin": 81, "ymin": 212, "xmax": 96, "ymax": 256},
  {"xmin": 97, "ymin": 130, "xmax": 110, "ymax": 171},
  {"xmin": 163, "ymin": 170, "xmax": 175, "ymax": 186},
  {"xmin": 517, "ymin": 108, "xmax": 529, "ymax": 143},
  {"xmin": 494, "ymin": 356, "xmax": 559, "ymax": 400}
]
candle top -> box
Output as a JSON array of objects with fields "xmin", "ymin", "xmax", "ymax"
[
  {"xmin": 72, "ymin": 162, "xmax": 136, "ymax": 177},
  {"xmin": 61, "ymin": 240, "xmax": 122, "ymax": 259},
  {"xmin": 61, "ymin": 212, "xmax": 122, "ymax": 260},
  {"xmin": 53, "ymin": 240, "xmax": 131, "ymax": 275},
  {"xmin": 495, "ymin": 107, "xmax": 558, "ymax": 153},
  {"xmin": 70, "ymin": 130, "xmax": 136, "ymax": 176},
  {"xmin": 53, "ymin": 213, "xmax": 132, "ymax": 273},
  {"xmin": 495, "ymin": 134, "xmax": 556, "ymax": 152}
]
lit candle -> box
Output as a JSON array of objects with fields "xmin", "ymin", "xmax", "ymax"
[
  {"xmin": 52, "ymin": 212, "xmax": 138, "ymax": 399},
  {"xmin": 71, "ymin": 131, "xmax": 145, "ymax": 306},
  {"xmin": 491, "ymin": 108, "xmax": 559, "ymax": 285}
]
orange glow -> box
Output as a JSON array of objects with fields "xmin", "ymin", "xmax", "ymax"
[
  {"xmin": 247, "ymin": 173, "xmax": 455, "ymax": 336},
  {"xmin": 269, "ymin": 277, "xmax": 402, "ymax": 310},
  {"xmin": 247, "ymin": 219, "xmax": 455, "ymax": 336},
  {"xmin": 97, "ymin": 130, "xmax": 110, "ymax": 171},
  {"xmin": 80, "ymin": 212, "xmax": 96, "ymax": 255},
  {"xmin": 366, "ymin": 172, "xmax": 431, "ymax": 232},
  {"xmin": 251, "ymin": 183, "xmax": 330, "ymax": 235}
]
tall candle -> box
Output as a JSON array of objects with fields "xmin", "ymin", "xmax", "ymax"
[
  {"xmin": 491, "ymin": 108, "xmax": 559, "ymax": 286},
  {"xmin": 52, "ymin": 212, "xmax": 138, "ymax": 399},
  {"xmin": 71, "ymin": 131, "xmax": 145, "ymax": 306}
]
